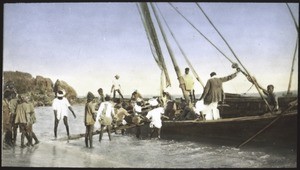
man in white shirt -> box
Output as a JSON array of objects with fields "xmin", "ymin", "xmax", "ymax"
[
  {"xmin": 96, "ymin": 95, "xmax": 115, "ymax": 141},
  {"xmin": 52, "ymin": 89, "xmax": 76, "ymax": 139},
  {"xmin": 111, "ymin": 75, "xmax": 124, "ymax": 101},
  {"xmin": 146, "ymin": 98, "xmax": 168, "ymax": 139},
  {"xmin": 183, "ymin": 68, "xmax": 195, "ymax": 104}
]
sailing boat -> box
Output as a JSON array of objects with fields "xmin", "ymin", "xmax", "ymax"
[{"xmin": 126, "ymin": 2, "xmax": 298, "ymax": 149}]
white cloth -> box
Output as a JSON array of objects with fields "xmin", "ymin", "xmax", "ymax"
[
  {"xmin": 146, "ymin": 107, "xmax": 164, "ymax": 128},
  {"xmin": 148, "ymin": 98, "xmax": 158, "ymax": 106},
  {"xmin": 112, "ymin": 78, "xmax": 121, "ymax": 90},
  {"xmin": 96, "ymin": 101, "xmax": 115, "ymax": 121},
  {"xmin": 202, "ymin": 102, "xmax": 220, "ymax": 120},
  {"xmin": 52, "ymin": 97, "xmax": 71, "ymax": 120},
  {"xmin": 94, "ymin": 120, "xmax": 100, "ymax": 129},
  {"xmin": 122, "ymin": 119, "xmax": 127, "ymax": 125},
  {"xmin": 134, "ymin": 103, "xmax": 142, "ymax": 114},
  {"xmin": 195, "ymin": 100, "xmax": 206, "ymax": 115}
]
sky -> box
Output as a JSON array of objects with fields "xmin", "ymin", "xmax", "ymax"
[{"xmin": 3, "ymin": 2, "xmax": 299, "ymax": 97}]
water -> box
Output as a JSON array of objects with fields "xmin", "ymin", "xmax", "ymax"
[{"xmin": 2, "ymin": 105, "xmax": 297, "ymax": 168}]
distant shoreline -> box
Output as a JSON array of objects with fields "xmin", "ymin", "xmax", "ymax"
[{"xmin": 77, "ymin": 91, "xmax": 298, "ymax": 99}]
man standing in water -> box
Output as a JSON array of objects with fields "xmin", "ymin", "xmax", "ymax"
[
  {"xmin": 84, "ymin": 92, "xmax": 97, "ymax": 148},
  {"xmin": 111, "ymin": 75, "xmax": 124, "ymax": 101},
  {"xmin": 2, "ymin": 90, "xmax": 14, "ymax": 148},
  {"xmin": 199, "ymin": 69, "xmax": 240, "ymax": 120},
  {"xmin": 145, "ymin": 98, "xmax": 168, "ymax": 139},
  {"xmin": 52, "ymin": 89, "xmax": 76, "ymax": 139},
  {"xmin": 96, "ymin": 95, "xmax": 115, "ymax": 141},
  {"xmin": 14, "ymin": 94, "xmax": 33, "ymax": 148}
]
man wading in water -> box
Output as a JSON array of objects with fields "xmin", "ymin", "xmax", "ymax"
[{"xmin": 52, "ymin": 89, "xmax": 76, "ymax": 139}]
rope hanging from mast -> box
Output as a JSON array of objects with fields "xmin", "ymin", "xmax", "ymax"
[
  {"xmin": 155, "ymin": 3, "xmax": 204, "ymax": 88},
  {"xmin": 195, "ymin": 3, "xmax": 274, "ymax": 114}
]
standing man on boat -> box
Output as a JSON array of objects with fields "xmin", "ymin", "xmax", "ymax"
[
  {"xmin": 52, "ymin": 89, "xmax": 77, "ymax": 139},
  {"xmin": 111, "ymin": 75, "xmax": 124, "ymax": 101},
  {"xmin": 182, "ymin": 67, "xmax": 196, "ymax": 104},
  {"xmin": 199, "ymin": 69, "xmax": 240, "ymax": 120}
]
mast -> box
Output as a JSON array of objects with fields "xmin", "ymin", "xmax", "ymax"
[
  {"xmin": 285, "ymin": 3, "xmax": 298, "ymax": 96},
  {"xmin": 137, "ymin": 2, "xmax": 171, "ymax": 91},
  {"xmin": 286, "ymin": 36, "xmax": 298, "ymax": 96},
  {"xmin": 149, "ymin": 3, "xmax": 190, "ymax": 104}
]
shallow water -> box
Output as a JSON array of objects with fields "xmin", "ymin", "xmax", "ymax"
[{"xmin": 2, "ymin": 105, "xmax": 297, "ymax": 168}]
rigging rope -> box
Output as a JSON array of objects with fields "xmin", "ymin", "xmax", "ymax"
[
  {"xmin": 155, "ymin": 3, "xmax": 204, "ymax": 88},
  {"xmin": 195, "ymin": 3, "xmax": 274, "ymax": 114},
  {"xmin": 285, "ymin": 3, "xmax": 299, "ymax": 33},
  {"xmin": 168, "ymin": 3, "xmax": 235, "ymax": 64}
]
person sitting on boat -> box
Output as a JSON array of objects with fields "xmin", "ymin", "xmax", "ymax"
[
  {"xmin": 199, "ymin": 69, "xmax": 240, "ymax": 120},
  {"xmin": 177, "ymin": 100, "xmax": 198, "ymax": 121},
  {"xmin": 131, "ymin": 90, "xmax": 145, "ymax": 106},
  {"xmin": 162, "ymin": 92, "xmax": 177, "ymax": 120},
  {"xmin": 247, "ymin": 76, "xmax": 279, "ymax": 113},
  {"xmin": 145, "ymin": 98, "xmax": 169, "ymax": 139},
  {"xmin": 182, "ymin": 67, "xmax": 196, "ymax": 104},
  {"xmin": 160, "ymin": 91, "xmax": 172, "ymax": 107}
]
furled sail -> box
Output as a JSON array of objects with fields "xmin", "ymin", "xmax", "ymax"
[{"xmin": 137, "ymin": 3, "xmax": 171, "ymax": 89}]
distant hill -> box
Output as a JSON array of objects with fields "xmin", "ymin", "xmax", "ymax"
[{"xmin": 3, "ymin": 71, "xmax": 80, "ymax": 106}]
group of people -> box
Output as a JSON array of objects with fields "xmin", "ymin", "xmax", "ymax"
[
  {"xmin": 3, "ymin": 70, "xmax": 280, "ymax": 149},
  {"xmin": 81, "ymin": 88, "xmax": 169, "ymax": 148},
  {"xmin": 2, "ymin": 83, "xmax": 39, "ymax": 149},
  {"xmin": 187, "ymin": 65, "xmax": 279, "ymax": 120}
]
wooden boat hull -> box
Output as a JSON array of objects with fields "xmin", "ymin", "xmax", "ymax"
[
  {"xmin": 126, "ymin": 95, "xmax": 297, "ymax": 149},
  {"xmin": 162, "ymin": 111, "xmax": 297, "ymax": 148},
  {"xmin": 126, "ymin": 111, "xmax": 297, "ymax": 149}
]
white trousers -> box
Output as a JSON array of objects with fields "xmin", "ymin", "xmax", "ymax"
[{"xmin": 203, "ymin": 102, "xmax": 220, "ymax": 120}]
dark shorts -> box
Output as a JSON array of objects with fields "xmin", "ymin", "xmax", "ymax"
[{"xmin": 18, "ymin": 123, "xmax": 29, "ymax": 133}]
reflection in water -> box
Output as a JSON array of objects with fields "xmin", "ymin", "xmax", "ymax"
[{"xmin": 51, "ymin": 145, "xmax": 57, "ymax": 167}]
